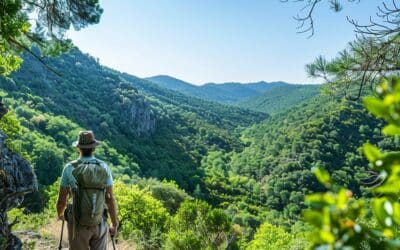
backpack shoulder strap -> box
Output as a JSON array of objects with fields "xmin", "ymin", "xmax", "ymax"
[
  {"xmin": 74, "ymin": 158, "xmax": 102, "ymax": 166},
  {"xmin": 70, "ymin": 159, "xmax": 82, "ymax": 168},
  {"xmin": 92, "ymin": 158, "xmax": 104, "ymax": 166}
]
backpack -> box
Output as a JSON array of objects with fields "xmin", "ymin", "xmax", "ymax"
[{"xmin": 70, "ymin": 158, "xmax": 109, "ymax": 227}]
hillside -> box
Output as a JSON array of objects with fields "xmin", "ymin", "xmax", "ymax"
[
  {"xmin": 204, "ymin": 95, "xmax": 398, "ymax": 219},
  {"xmin": 144, "ymin": 75, "xmax": 204, "ymax": 96},
  {"xmin": 2, "ymin": 49, "xmax": 394, "ymax": 249},
  {"xmin": 237, "ymin": 84, "xmax": 321, "ymax": 114},
  {"xmin": 3, "ymin": 1, "xmax": 398, "ymax": 249},
  {"xmin": 146, "ymin": 75, "xmax": 288, "ymax": 104},
  {"xmin": 0, "ymin": 48, "xmax": 266, "ymax": 192}
]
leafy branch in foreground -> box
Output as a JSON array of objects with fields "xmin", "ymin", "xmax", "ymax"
[
  {"xmin": 0, "ymin": 0, "xmax": 103, "ymax": 76},
  {"xmin": 298, "ymin": 1, "xmax": 400, "ymax": 100},
  {"xmin": 306, "ymin": 35, "xmax": 400, "ymax": 100},
  {"xmin": 305, "ymin": 77, "xmax": 400, "ymax": 249}
]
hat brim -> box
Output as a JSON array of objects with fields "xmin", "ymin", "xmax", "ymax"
[{"xmin": 72, "ymin": 140, "xmax": 101, "ymax": 149}]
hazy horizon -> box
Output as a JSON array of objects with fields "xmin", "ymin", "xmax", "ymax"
[
  {"xmin": 67, "ymin": 0, "xmax": 377, "ymax": 85},
  {"xmin": 145, "ymin": 74, "xmax": 322, "ymax": 86}
]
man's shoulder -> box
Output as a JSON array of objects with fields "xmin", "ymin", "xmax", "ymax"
[
  {"xmin": 93, "ymin": 158, "xmax": 113, "ymax": 186},
  {"xmin": 64, "ymin": 160, "xmax": 80, "ymax": 169},
  {"xmin": 92, "ymin": 158, "xmax": 112, "ymax": 173},
  {"xmin": 67, "ymin": 159, "xmax": 80, "ymax": 165},
  {"xmin": 70, "ymin": 157, "xmax": 106, "ymax": 165},
  {"xmin": 94, "ymin": 158, "xmax": 108, "ymax": 167},
  {"xmin": 63, "ymin": 162, "xmax": 73, "ymax": 169},
  {"xmin": 66, "ymin": 157, "xmax": 110, "ymax": 170}
]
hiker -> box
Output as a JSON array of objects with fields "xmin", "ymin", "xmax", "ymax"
[{"xmin": 56, "ymin": 131, "xmax": 118, "ymax": 250}]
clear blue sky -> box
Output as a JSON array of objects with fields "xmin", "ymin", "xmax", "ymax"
[{"xmin": 67, "ymin": 0, "xmax": 377, "ymax": 85}]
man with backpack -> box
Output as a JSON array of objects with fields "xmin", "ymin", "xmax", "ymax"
[{"xmin": 56, "ymin": 131, "xmax": 118, "ymax": 249}]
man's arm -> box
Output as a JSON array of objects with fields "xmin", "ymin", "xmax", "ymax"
[
  {"xmin": 105, "ymin": 186, "xmax": 118, "ymax": 236},
  {"xmin": 56, "ymin": 187, "xmax": 70, "ymax": 220}
]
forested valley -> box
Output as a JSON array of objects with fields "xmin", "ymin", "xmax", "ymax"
[
  {"xmin": 3, "ymin": 0, "xmax": 400, "ymax": 249},
  {"xmin": 0, "ymin": 47, "xmax": 393, "ymax": 249}
]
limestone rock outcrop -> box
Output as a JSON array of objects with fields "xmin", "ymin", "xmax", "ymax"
[
  {"xmin": 0, "ymin": 105, "xmax": 37, "ymax": 249},
  {"xmin": 115, "ymin": 83, "xmax": 156, "ymax": 136}
]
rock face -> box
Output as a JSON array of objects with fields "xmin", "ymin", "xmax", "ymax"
[
  {"xmin": 115, "ymin": 83, "xmax": 156, "ymax": 136},
  {"xmin": 0, "ymin": 107, "xmax": 38, "ymax": 249},
  {"xmin": 122, "ymin": 96, "xmax": 155, "ymax": 136}
]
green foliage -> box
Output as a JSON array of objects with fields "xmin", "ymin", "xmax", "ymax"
[
  {"xmin": 0, "ymin": 89, "xmax": 141, "ymax": 182},
  {"xmin": 0, "ymin": 109, "xmax": 20, "ymax": 137},
  {"xmin": 147, "ymin": 75, "xmax": 293, "ymax": 105},
  {"xmin": 204, "ymin": 95, "xmax": 389, "ymax": 223},
  {"xmin": 45, "ymin": 179, "xmax": 60, "ymax": 212},
  {"xmin": 166, "ymin": 200, "xmax": 238, "ymax": 249},
  {"xmin": 246, "ymin": 223, "xmax": 294, "ymax": 250},
  {"xmin": 312, "ymin": 166, "xmax": 332, "ymax": 188},
  {"xmin": 0, "ymin": 0, "xmax": 102, "ymax": 76},
  {"xmin": 0, "ymin": 108, "xmax": 31, "ymax": 159},
  {"xmin": 7, "ymin": 180, "xmax": 60, "ymax": 232},
  {"xmin": 0, "ymin": 0, "xmax": 27, "ymax": 75},
  {"xmin": 5, "ymin": 27, "xmax": 396, "ymax": 249},
  {"xmin": 238, "ymin": 84, "xmax": 321, "ymax": 114},
  {"xmin": 364, "ymin": 78, "xmax": 400, "ymax": 136},
  {"xmin": 114, "ymin": 181, "xmax": 169, "ymax": 249},
  {"xmin": 304, "ymin": 184, "xmax": 368, "ymax": 248},
  {"xmin": 0, "ymin": 46, "xmax": 22, "ymax": 76},
  {"xmin": 304, "ymin": 77, "xmax": 400, "ymax": 249},
  {"xmin": 136, "ymin": 178, "xmax": 191, "ymax": 214},
  {"xmin": 0, "ymin": 87, "xmax": 144, "ymax": 214},
  {"xmin": 7, "ymin": 207, "xmax": 49, "ymax": 231},
  {"xmin": 306, "ymin": 33, "xmax": 400, "ymax": 101},
  {"xmin": 0, "ymin": 47, "xmax": 268, "ymax": 248},
  {"xmin": 32, "ymin": 140, "xmax": 64, "ymax": 186},
  {"xmin": 0, "ymin": 48, "xmax": 265, "ymax": 193},
  {"xmin": 165, "ymin": 230, "xmax": 202, "ymax": 250}
]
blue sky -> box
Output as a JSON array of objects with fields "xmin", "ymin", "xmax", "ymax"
[{"xmin": 67, "ymin": 0, "xmax": 377, "ymax": 85}]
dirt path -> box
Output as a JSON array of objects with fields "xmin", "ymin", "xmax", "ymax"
[{"xmin": 16, "ymin": 219, "xmax": 134, "ymax": 250}]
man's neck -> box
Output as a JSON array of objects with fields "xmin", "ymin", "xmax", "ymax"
[{"xmin": 79, "ymin": 155, "xmax": 94, "ymax": 159}]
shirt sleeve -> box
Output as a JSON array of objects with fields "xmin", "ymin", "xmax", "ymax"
[
  {"xmin": 60, "ymin": 164, "xmax": 72, "ymax": 188},
  {"xmin": 104, "ymin": 163, "xmax": 113, "ymax": 187}
]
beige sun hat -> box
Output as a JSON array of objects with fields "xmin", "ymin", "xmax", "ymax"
[{"xmin": 72, "ymin": 131, "xmax": 101, "ymax": 149}]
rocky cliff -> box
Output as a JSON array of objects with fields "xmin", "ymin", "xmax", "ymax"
[
  {"xmin": 114, "ymin": 82, "xmax": 156, "ymax": 136},
  {"xmin": 0, "ymin": 102, "xmax": 37, "ymax": 249}
]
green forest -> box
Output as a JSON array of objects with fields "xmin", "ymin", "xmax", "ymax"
[{"xmin": 2, "ymin": 0, "xmax": 400, "ymax": 250}]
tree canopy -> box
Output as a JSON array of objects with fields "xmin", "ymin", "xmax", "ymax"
[{"xmin": 0, "ymin": 0, "xmax": 103, "ymax": 76}]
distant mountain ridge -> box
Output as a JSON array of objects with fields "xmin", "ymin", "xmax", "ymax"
[
  {"xmin": 146, "ymin": 75, "xmax": 288, "ymax": 104},
  {"xmin": 237, "ymin": 84, "xmax": 321, "ymax": 114},
  {"xmin": 0, "ymin": 49, "xmax": 266, "ymax": 192},
  {"xmin": 146, "ymin": 75, "xmax": 321, "ymax": 114}
]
